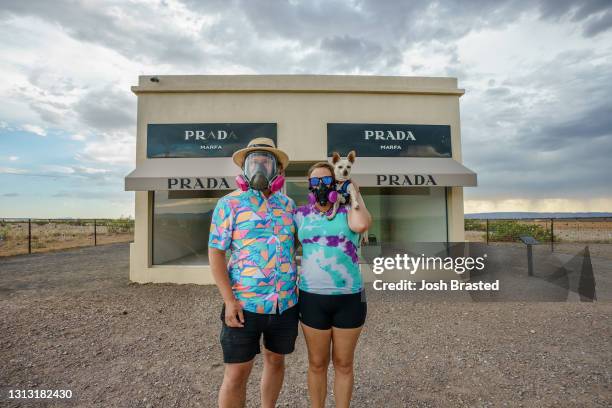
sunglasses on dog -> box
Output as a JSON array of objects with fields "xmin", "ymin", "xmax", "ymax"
[{"xmin": 309, "ymin": 176, "xmax": 334, "ymax": 187}]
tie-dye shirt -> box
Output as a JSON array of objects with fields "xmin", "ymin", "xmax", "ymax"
[
  {"xmin": 294, "ymin": 203, "xmax": 362, "ymax": 295},
  {"xmin": 208, "ymin": 188, "xmax": 297, "ymax": 314}
]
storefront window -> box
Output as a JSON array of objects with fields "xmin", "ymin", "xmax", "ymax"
[
  {"xmin": 286, "ymin": 182, "xmax": 448, "ymax": 244},
  {"xmin": 285, "ymin": 182, "xmax": 448, "ymax": 260},
  {"xmin": 285, "ymin": 179, "xmax": 310, "ymax": 207},
  {"xmin": 152, "ymin": 190, "xmax": 231, "ymax": 265},
  {"xmin": 361, "ymin": 186, "xmax": 448, "ymax": 248}
]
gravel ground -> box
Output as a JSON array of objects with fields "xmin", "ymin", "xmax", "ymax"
[{"xmin": 1, "ymin": 243, "xmax": 611, "ymax": 407}]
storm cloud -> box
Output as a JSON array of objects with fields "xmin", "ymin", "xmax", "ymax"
[{"xmin": 1, "ymin": 0, "xmax": 611, "ymax": 214}]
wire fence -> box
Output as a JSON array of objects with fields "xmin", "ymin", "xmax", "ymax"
[
  {"xmin": 465, "ymin": 217, "xmax": 612, "ymax": 259},
  {"xmin": 2, "ymin": 216, "xmax": 610, "ymax": 258},
  {"xmin": 0, "ymin": 218, "xmax": 134, "ymax": 257}
]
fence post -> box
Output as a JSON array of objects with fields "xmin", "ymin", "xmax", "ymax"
[
  {"xmin": 486, "ymin": 219, "xmax": 489, "ymax": 245},
  {"xmin": 551, "ymin": 218, "xmax": 554, "ymax": 252},
  {"xmin": 28, "ymin": 218, "xmax": 31, "ymax": 254},
  {"xmin": 94, "ymin": 219, "xmax": 97, "ymax": 246},
  {"xmin": 527, "ymin": 243, "xmax": 534, "ymax": 276}
]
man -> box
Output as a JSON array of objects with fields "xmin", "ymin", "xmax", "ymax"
[{"xmin": 208, "ymin": 137, "xmax": 298, "ymax": 408}]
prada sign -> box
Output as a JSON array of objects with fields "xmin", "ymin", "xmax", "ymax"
[
  {"xmin": 147, "ymin": 123, "xmax": 277, "ymax": 158},
  {"xmin": 167, "ymin": 177, "xmax": 231, "ymax": 190},
  {"xmin": 376, "ymin": 174, "xmax": 437, "ymax": 186},
  {"xmin": 327, "ymin": 123, "xmax": 451, "ymax": 157}
]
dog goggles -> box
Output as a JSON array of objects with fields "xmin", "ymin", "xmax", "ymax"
[{"xmin": 308, "ymin": 176, "xmax": 334, "ymax": 187}]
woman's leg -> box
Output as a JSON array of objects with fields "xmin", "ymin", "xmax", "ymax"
[
  {"xmin": 301, "ymin": 322, "xmax": 332, "ymax": 408},
  {"xmin": 331, "ymin": 326, "xmax": 363, "ymax": 408}
]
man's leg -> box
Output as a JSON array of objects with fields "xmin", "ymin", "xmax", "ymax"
[
  {"xmin": 261, "ymin": 304, "xmax": 299, "ymax": 407},
  {"xmin": 219, "ymin": 359, "xmax": 254, "ymax": 408},
  {"xmin": 260, "ymin": 346, "xmax": 285, "ymax": 408},
  {"xmin": 218, "ymin": 306, "xmax": 261, "ymax": 408},
  {"xmin": 301, "ymin": 322, "xmax": 332, "ymax": 408}
]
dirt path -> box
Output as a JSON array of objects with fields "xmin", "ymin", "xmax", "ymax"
[{"xmin": 1, "ymin": 243, "xmax": 610, "ymax": 407}]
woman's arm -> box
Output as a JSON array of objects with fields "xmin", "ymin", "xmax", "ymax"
[{"xmin": 347, "ymin": 180, "xmax": 372, "ymax": 233}]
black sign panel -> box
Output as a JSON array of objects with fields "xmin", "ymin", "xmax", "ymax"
[
  {"xmin": 147, "ymin": 123, "xmax": 277, "ymax": 158},
  {"xmin": 327, "ymin": 123, "xmax": 452, "ymax": 157}
]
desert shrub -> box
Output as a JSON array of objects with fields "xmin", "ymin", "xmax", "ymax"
[
  {"xmin": 489, "ymin": 220, "xmax": 553, "ymax": 242},
  {"xmin": 56, "ymin": 219, "xmax": 88, "ymax": 226},
  {"xmin": 0, "ymin": 226, "xmax": 10, "ymax": 240},
  {"xmin": 31, "ymin": 238, "xmax": 46, "ymax": 249},
  {"xmin": 465, "ymin": 218, "xmax": 486, "ymax": 231},
  {"xmin": 106, "ymin": 217, "xmax": 134, "ymax": 234}
]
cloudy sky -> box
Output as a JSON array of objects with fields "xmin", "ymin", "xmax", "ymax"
[{"xmin": 1, "ymin": 0, "xmax": 611, "ymax": 218}]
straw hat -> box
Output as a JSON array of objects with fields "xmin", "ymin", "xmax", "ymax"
[{"xmin": 232, "ymin": 137, "xmax": 289, "ymax": 169}]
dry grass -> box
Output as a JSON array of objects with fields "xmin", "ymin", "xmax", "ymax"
[
  {"xmin": 465, "ymin": 231, "xmax": 612, "ymax": 260},
  {"xmin": 0, "ymin": 221, "xmax": 133, "ymax": 257},
  {"xmin": 465, "ymin": 218, "xmax": 612, "ymax": 243}
]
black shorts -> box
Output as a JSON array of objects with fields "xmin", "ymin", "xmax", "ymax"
[
  {"xmin": 298, "ymin": 289, "xmax": 367, "ymax": 330},
  {"xmin": 219, "ymin": 304, "xmax": 299, "ymax": 364}
]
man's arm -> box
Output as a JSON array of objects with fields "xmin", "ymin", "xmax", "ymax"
[{"xmin": 209, "ymin": 247, "xmax": 244, "ymax": 328}]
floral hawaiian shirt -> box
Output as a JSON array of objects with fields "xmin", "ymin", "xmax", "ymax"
[{"xmin": 208, "ymin": 188, "xmax": 297, "ymax": 314}]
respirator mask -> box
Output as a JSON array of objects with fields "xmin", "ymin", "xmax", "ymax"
[
  {"xmin": 235, "ymin": 151, "xmax": 285, "ymax": 192},
  {"xmin": 307, "ymin": 175, "xmax": 338, "ymax": 206}
]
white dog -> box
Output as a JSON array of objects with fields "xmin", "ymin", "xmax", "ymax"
[
  {"xmin": 328, "ymin": 151, "xmax": 369, "ymax": 244},
  {"xmin": 328, "ymin": 150, "xmax": 359, "ymax": 219}
]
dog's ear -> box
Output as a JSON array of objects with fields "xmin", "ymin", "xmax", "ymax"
[
  {"xmin": 332, "ymin": 152, "xmax": 341, "ymax": 164},
  {"xmin": 347, "ymin": 150, "xmax": 356, "ymax": 163}
]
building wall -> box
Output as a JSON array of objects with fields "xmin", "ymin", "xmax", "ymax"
[{"xmin": 129, "ymin": 75, "xmax": 467, "ymax": 284}]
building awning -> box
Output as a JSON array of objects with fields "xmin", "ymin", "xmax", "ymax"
[
  {"xmin": 348, "ymin": 157, "xmax": 477, "ymax": 187},
  {"xmin": 125, "ymin": 157, "xmax": 477, "ymax": 191},
  {"xmin": 125, "ymin": 158, "xmax": 238, "ymax": 191}
]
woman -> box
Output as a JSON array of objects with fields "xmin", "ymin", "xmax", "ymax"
[{"xmin": 294, "ymin": 161, "xmax": 372, "ymax": 408}]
